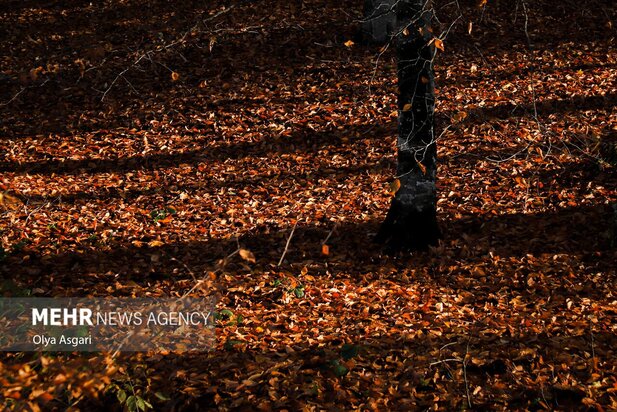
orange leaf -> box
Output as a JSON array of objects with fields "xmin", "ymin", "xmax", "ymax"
[
  {"xmin": 417, "ymin": 161, "xmax": 427, "ymax": 175},
  {"xmin": 239, "ymin": 248, "xmax": 256, "ymax": 263},
  {"xmin": 451, "ymin": 111, "xmax": 468, "ymax": 123},
  {"xmin": 0, "ymin": 192, "xmax": 22, "ymax": 210},
  {"xmin": 389, "ymin": 179, "xmax": 401, "ymax": 193},
  {"xmin": 321, "ymin": 244, "xmax": 330, "ymax": 255},
  {"xmin": 36, "ymin": 392, "xmax": 54, "ymax": 403}
]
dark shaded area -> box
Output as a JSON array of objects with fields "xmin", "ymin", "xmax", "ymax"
[
  {"xmin": 1, "ymin": 0, "xmax": 615, "ymax": 140},
  {"xmin": 599, "ymin": 126, "xmax": 617, "ymax": 165},
  {"xmin": 0, "ymin": 0, "xmax": 359, "ymax": 138},
  {"xmin": 451, "ymin": 203, "xmax": 615, "ymax": 260},
  {"xmin": 2, "ymin": 203, "xmax": 614, "ymax": 287},
  {"xmin": 100, "ymin": 330, "xmax": 611, "ymax": 410},
  {"xmin": 375, "ymin": 205, "xmax": 441, "ymax": 252},
  {"xmin": 8, "ymin": 326, "xmax": 613, "ymax": 410},
  {"xmin": 439, "ymin": 0, "xmax": 616, "ymax": 52},
  {"xmin": 438, "ymin": 92, "xmax": 617, "ymax": 125}
]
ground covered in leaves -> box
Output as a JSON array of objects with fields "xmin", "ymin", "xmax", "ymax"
[{"xmin": 1, "ymin": 0, "xmax": 616, "ymax": 410}]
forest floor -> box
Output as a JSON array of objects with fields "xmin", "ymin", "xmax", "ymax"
[{"xmin": 0, "ymin": 0, "xmax": 616, "ymax": 410}]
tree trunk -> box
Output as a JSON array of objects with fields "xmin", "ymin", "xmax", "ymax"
[
  {"xmin": 375, "ymin": 0, "xmax": 440, "ymax": 251},
  {"xmin": 361, "ymin": 0, "xmax": 397, "ymax": 44}
]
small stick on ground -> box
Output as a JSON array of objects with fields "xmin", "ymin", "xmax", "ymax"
[
  {"xmin": 322, "ymin": 223, "xmax": 338, "ymax": 246},
  {"xmin": 278, "ymin": 219, "xmax": 298, "ymax": 267},
  {"xmin": 463, "ymin": 338, "xmax": 472, "ymax": 409}
]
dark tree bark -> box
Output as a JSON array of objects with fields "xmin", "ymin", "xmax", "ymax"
[
  {"xmin": 375, "ymin": 0, "xmax": 440, "ymax": 251},
  {"xmin": 361, "ymin": 0, "xmax": 397, "ymax": 44}
]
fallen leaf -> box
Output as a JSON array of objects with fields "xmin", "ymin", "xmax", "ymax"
[
  {"xmin": 0, "ymin": 192, "xmax": 22, "ymax": 210},
  {"xmin": 451, "ymin": 111, "xmax": 468, "ymax": 123},
  {"xmin": 416, "ymin": 161, "xmax": 427, "ymax": 175},
  {"xmin": 239, "ymin": 248, "xmax": 256, "ymax": 263},
  {"xmin": 389, "ymin": 179, "xmax": 401, "ymax": 193}
]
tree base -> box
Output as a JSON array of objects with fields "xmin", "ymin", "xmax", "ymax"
[{"xmin": 375, "ymin": 200, "xmax": 440, "ymax": 252}]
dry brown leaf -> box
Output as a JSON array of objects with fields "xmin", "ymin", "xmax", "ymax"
[
  {"xmin": 321, "ymin": 244, "xmax": 330, "ymax": 256},
  {"xmin": 239, "ymin": 248, "xmax": 256, "ymax": 263},
  {"xmin": 389, "ymin": 179, "xmax": 401, "ymax": 193},
  {"xmin": 451, "ymin": 111, "xmax": 468, "ymax": 123},
  {"xmin": 416, "ymin": 161, "xmax": 427, "ymax": 175},
  {"xmin": 0, "ymin": 192, "xmax": 22, "ymax": 210}
]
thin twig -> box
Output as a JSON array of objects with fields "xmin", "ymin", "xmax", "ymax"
[
  {"xmin": 278, "ymin": 219, "xmax": 298, "ymax": 266},
  {"xmin": 429, "ymin": 357, "xmax": 462, "ymax": 366},
  {"xmin": 170, "ymin": 256, "xmax": 198, "ymax": 282},
  {"xmin": 322, "ymin": 223, "xmax": 338, "ymax": 245},
  {"xmin": 100, "ymin": 6, "xmax": 235, "ymax": 101},
  {"xmin": 1, "ymin": 79, "xmax": 50, "ymax": 107},
  {"xmin": 463, "ymin": 338, "xmax": 472, "ymax": 408},
  {"xmin": 590, "ymin": 323, "xmax": 596, "ymax": 370},
  {"xmin": 182, "ymin": 247, "xmax": 239, "ymax": 298}
]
